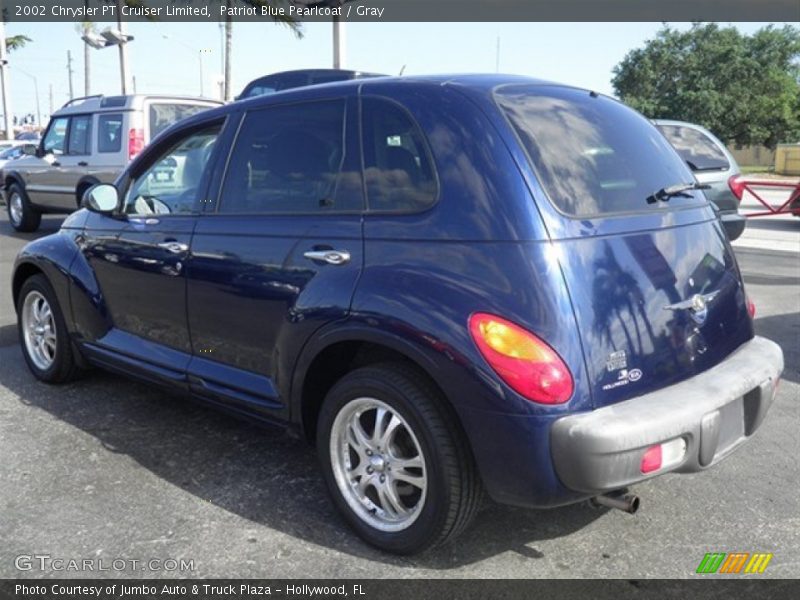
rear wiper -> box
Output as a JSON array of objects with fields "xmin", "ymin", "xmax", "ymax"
[{"xmin": 646, "ymin": 182, "xmax": 710, "ymax": 204}]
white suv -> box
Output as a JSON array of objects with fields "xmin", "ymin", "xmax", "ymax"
[{"xmin": 3, "ymin": 94, "xmax": 221, "ymax": 232}]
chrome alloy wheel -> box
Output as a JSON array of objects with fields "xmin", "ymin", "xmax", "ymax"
[
  {"xmin": 329, "ymin": 397, "xmax": 428, "ymax": 532},
  {"xmin": 22, "ymin": 291, "xmax": 57, "ymax": 371},
  {"xmin": 8, "ymin": 191, "xmax": 23, "ymax": 226}
]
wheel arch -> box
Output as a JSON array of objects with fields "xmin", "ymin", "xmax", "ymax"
[
  {"xmin": 4, "ymin": 170, "xmax": 25, "ymax": 192},
  {"xmin": 290, "ymin": 324, "xmax": 466, "ymax": 445},
  {"xmin": 12, "ymin": 261, "xmax": 45, "ymax": 312},
  {"xmin": 75, "ymin": 177, "xmax": 101, "ymax": 206}
]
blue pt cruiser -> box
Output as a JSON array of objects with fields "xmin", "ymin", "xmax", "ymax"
[{"xmin": 11, "ymin": 75, "xmax": 784, "ymax": 554}]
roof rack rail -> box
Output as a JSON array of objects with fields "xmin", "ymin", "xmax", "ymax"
[{"xmin": 60, "ymin": 94, "xmax": 104, "ymax": 109}]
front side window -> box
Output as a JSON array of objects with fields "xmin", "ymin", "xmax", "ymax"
[
  {"xmin": 656, "ymin": 125, "xmax": 730, "ymax": 172},
  {"xmin": 361, "ymin": 97, "xmax": 437, "ymax": 212},
  {"xmin": 496, "ymin": 85, "xmax": 705, "ymax": 217},
  {"xmin": 43, "ymin": 117, "xmax": 69, "ymax": 155},
  {"xmin": 67, "ymin": 115, "xmax": 92, "ymax": 155},
  {"xmin": 98, "ymin": 113, "xmax": 123, "ymax": 153},
  {"xmin": 219, "ymin": 99, "xmax": 361, "ymax": 214},
  {"xmin": 124, "ymin": 125, "xmax": 220, "ymax": 215}
]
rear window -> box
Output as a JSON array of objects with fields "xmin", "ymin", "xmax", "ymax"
[
  {"xmin": 149, "ymin": 103, "xmax": 213, "ymax": 139},
  {"xmin": 656, "ymin": 124, "xmax": 730, "ymax": 172},
  {"xmin": 496, "ymin": 85, "xmax": 704, "ymax": 217}
]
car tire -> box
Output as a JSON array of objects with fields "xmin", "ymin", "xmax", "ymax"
[
  {"xmin": 317, "ymin": 363, "xmax": 482, "ymax": 554},
  {"xmin": 17, "ymin": 274, "xmax": 81, "ymax": 383},
  {"xmin": 6, "ymin": 183, "xmax": 41, "ymax": 233}
]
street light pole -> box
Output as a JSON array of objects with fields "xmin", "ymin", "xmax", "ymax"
[
  {"xmin": 0, "ymin": 13, "xmax": 13, "ymax": 140},
  {"xmin": 16, "ymin": 69, "xmax": 40, "ymax": 127},
  {"xmin": 163, "ymin": 35, "xmax": 210, "ymax": 96},
  {"xmin": 117, "ymin": 3, "xmax": 130, "ymax": 94}
]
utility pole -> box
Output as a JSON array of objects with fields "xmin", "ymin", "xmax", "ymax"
[
  {"xmin": 67, "ymin": 50, "xmax": 75, "ymax": 100},
  {"xmin": 332, "ymin": 15, "xmax": 346, "ymax": 69},
  {"xmin": 83, "ymin": 25, "xmax": 91, "ymax": 95},
  {"xmin": 0, "ymin": 13, "xmax": 14, "ymax": 140}
]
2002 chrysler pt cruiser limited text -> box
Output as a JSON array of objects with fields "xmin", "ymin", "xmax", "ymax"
[{"xmin": 12, "ymin": 75, "xmax": 784, "ymax": 554}]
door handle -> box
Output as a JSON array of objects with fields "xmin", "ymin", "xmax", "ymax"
[
  {"xmin": 78, "ymin": 161, "xmax": 89, "ymax": 167},
  {"xmin": 157, "ymin": 241, "xmax": 189, "ymax": 254},
  {"xmin": 303, "ymin": 249, "xmax": 351, "ymax": 265}
]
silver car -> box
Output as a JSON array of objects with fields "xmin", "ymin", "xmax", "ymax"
[
  {"xmin": 3, "ymin": 94, "xmax": 222, "ymax": 232},
  {"xmin": 654, "ymin": 119, "xmax": 746, "ymax": 240}
]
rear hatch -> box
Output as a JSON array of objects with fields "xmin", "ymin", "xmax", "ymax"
[{"xmin": 496, "ymin": 85, "xmax": 754, "ymax": 408}]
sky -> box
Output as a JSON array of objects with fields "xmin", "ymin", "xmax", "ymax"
[{"xmin": 3, "ymin": 21, "xmax": 781, "ymax": 124}]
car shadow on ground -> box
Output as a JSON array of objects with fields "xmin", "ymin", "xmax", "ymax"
[
  {"xmin": 754, "ymin": 312, "xmax": 800, "ymax": 385},
  {"xmin": 739, "ymin": 216, "xmax": 800, "ymax": 232},
  {"xmin": 0, "ymin": 215, "xmax": 65, "ymax": 239},
  {"xmin": 0, "ymin": 349, "xmax": 605, "ymax": 569}
]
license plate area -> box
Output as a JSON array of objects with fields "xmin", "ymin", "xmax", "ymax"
[{"xmin": 714, "ymin": 397, "xmax": 746, "ymax": 459}]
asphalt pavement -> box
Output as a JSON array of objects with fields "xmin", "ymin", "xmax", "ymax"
[{"xmin": 0, "ymin": 208, "xmax": 798, "ymax": 579}]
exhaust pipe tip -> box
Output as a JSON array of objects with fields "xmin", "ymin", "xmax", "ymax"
[{"xmin": 591, "ymin": 491, "xmax": 640, "ymax": 514}]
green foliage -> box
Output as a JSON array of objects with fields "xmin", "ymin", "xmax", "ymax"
[
  {"xmin": 5, "ymin": 35, "xmax": 31, "ymax": 52},
  {"xmin": 612, "ymin": 23, "xmax": 800, "ymax": 148}
]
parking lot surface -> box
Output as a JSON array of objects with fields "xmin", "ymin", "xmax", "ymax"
[{"xmin": 0, "ymin": 209, "xmax": 797, "ymax": 578}]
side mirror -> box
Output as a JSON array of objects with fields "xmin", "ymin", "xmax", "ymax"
[
  {"xmin": 21, "ymin": 145, "xmax": 36, "ymax": 156},
  {"xmin": 82, "ymin": 183, "xmax": 119, "ymax": 214}
]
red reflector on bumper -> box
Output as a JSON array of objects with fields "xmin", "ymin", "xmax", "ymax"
[{"xmin": 640, "ymin": 444, "xmax": 662, "ymax": 474}]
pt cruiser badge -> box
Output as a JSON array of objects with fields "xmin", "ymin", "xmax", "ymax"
[{"xmin": 664, "ymin": 291, "xmax": 719, "ymax": 324}]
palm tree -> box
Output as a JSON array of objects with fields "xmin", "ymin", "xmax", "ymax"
[
  {"xmin": 223, "ymin": 0, "xmax": 302, "ymax": 101},
  {"xmin": 5, "ymin": 34, "xmax": 30, "ymax": 52}
]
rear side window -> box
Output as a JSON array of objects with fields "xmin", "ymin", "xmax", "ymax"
[
  {"xmin": 656, "ymin": 125, "xmax": 730, "ymax": 172},
  {"xmin": 67, "ymin": 115, "xmax": 92, "ymax": 155},
  {"xmin": 496, "ymin": 85, "xmax": 703, "ymax": 217},
  {"xmin": 149, "ymin": 103, "xmax": 213, "ymax": 139},
  {"xmin": 361, "ymin": 97, "xmax": 437, "ymax": 212},
  {"xmin": 219, "ymin": 99, "xmax": 361, "ymax": 214},
  {"xmin": 43, "ymin": 117, "xmax": 69, "ymax": 155},
  {"xmin": 98, "ymin": 113, "xmax": 123, "ymax": 153}
]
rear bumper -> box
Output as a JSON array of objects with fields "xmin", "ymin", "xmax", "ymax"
[{"xmin": 551, "ymin": 336, "xmax": 784, "ymax": 494}]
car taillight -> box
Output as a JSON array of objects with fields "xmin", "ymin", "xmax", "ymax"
[
  {"xmin": 468, "ymin": 313, "xmax": 573, "ymax": 404},
  {"xmin": 728, "ymin": 174, "xmax": 746, "ymax": 201},
  {"xmin": 747, "ymin": 297, "xmax": 756, "ymax": 319},
  {"xmin": 128, "ymin": 128, "xmax": 145, "ymax": 161}
]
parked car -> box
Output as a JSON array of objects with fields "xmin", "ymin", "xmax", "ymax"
[
  {"xmin": 0, "ymin": 139, "xmax": 39, "ymax": 152},
  {"xmin": 0, "ymin": 142, "xmax": 38, "ymax": 169},
  {"xmin": 3, "ymin": 94, "xmax": 223, "ymax": 232},
  {"xmin": 13, "ymin": 75, "xmax": 783, "ymax": 554},
  {"xmin": 15, "ymin": 131, "xmax": 42, "ymax": 141},
  {"xmin": 654, "ymin": 119, "xmax": 746, "ymax": 240},
  {"xmin": 237, "ymin": 69, "xmax": 385, "ymax": 100}
]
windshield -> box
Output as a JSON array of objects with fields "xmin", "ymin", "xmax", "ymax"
[{"xmin": 496, "ymin": 85, "xmax": 705, "ymax": 217}]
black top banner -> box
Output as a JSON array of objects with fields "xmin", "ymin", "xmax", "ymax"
[{"xmin": 3, "ymin": 0, "xmax": 799, "ymax": 23}]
